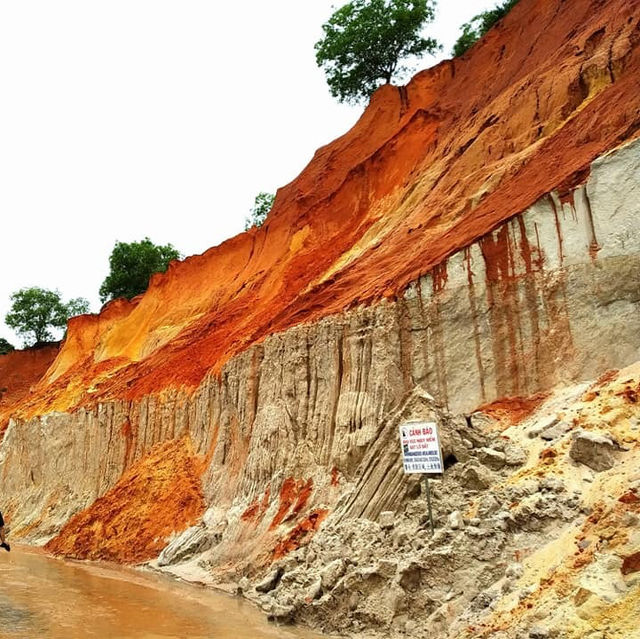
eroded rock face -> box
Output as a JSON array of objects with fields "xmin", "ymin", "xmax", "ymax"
[
  {"xmin": 0, "ymin": 343, "xmax": 58, "ymax": 433},
  {"xmin": 7, "ymin": 0, "xmax": 640, "ymax": 424},
  {"xmin": 2, "ymin": 137, "xmax": 640, "ymax": 560},
  {"xmin": 0, "ymin": 1, "xmax": 639, "ymax": 637}
]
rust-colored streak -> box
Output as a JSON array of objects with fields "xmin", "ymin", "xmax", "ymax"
[
  {"xmin": 431, "ymin": 261, "xmax": 448, "ymax": 294},
  {"xmin": 269, "ymin": 477, "xmax": 313, "ymax": 531},
  {"xmin": 241, "ymin": 485, "xmax": 271, "ymax": 525},
  {"xmin": 271, "ymin": 509, "xmax": 329, "ymax": 561}
]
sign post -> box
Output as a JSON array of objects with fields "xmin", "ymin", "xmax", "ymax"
[{"xmin": 399, "ymin": 421, "xmax": 444, "ymax": 536}]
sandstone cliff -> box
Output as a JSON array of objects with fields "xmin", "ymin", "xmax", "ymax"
[
  {"xmin": 0, "ymin": 343, "xmax": 58, "ymax": 434},
  {"xmin": 1, "ymin": 0, "xmax": 639, "ymax": 636}
]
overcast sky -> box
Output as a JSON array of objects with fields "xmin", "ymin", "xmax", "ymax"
[{"xmin": 0, "ymin": 0, "xmax": 496, "ymax": 345}]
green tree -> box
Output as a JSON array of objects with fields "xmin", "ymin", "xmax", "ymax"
[
  {"xmin": 99, "ymin": 238, "xmax": 181, "ymax": 303},
  {"xmin": 452, "ymin": 0, "xmax": 520, "ymax": 57},
  {"xmin": 314, "ymin": 0, "xmax": 440, "ymax": 105},
  {"xmin": 0, "ymin": 338, "xmax": 15, "ymax": 355},
  {"xmin": 244, "ymin": 192, "xmax": 275, "ymax": 230},
  {"xmin": 5, "ymin": 287, "xmax": 90, "ymax": 346}
]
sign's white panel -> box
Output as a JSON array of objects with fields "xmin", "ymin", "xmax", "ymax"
[{"xmin": 399, "ymin": 421, "xmax": 444, "ymax": 474}]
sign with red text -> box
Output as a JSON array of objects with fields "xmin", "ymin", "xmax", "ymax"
[{"xmin": 399, "ymin": 421, "xmax": 444, "ymax": 474}]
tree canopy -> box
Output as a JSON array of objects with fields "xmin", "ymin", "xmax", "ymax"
[
  {"xmin": 99, "ymin": 238, "xmax": 181, "ymax": 304},
  {"xmin": 245, "ymin": 192, "xmax": 275, "ymax": 230},
  {"xmin": 315, "ymin": 0, "xmax": 440, "ymax": 104},
  {"xmin": 452, "ymin": 0, "xmax": 520, "ymax": 57},
  {"xmin": 0, "ymin": 338, "xmax": 14, "ymax": 355},
  {"xmin": 5, "ymin": 287, "xmax": 89, "ymax": 346}
]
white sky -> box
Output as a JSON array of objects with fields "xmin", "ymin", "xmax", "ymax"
[{"xmin": 0, "ymin": 0, "xmax": 496, "ymax": 345}]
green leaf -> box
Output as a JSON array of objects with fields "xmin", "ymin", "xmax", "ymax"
[
  {"xmin": 4, "ymin": 287, "xmax": 90, "ymax": 347},
  {"xmin": 315, "ymin": 0, "xmax": 440, "ymax": 104},
  {"xmin": 99, "ymin": 238, "xmax": 182, "ymax": 304},
  {"xmin": 245, "ymin": 192, "xmax": 275, "ymax": 230}
]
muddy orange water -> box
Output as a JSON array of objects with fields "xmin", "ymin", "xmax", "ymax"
[{"xmin": 0, "ymin": 546, "xmax": 322, "ymax": 639}]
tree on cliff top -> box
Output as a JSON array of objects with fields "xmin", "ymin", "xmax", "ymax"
[
  {"xmin": 315, "ymin": 0, "xmax": 440, "ymax": 104},
  {"xmin": 0, "ymin": 338, "xmax": 14, "ymax": 355},
  {"xmin": 452, "ymin": 0, "xmax": 520, "ymax": 57},
  {"xmin": 244, "ymin": 192, "xmax": 275, "ymax": 230},
  {"xmin": 99, "ymin": 238, "xmax": 181, "ymax": 303},
  {"xmin": 5, "ymin": 287, "xmax": 89, "ymax": 346}
]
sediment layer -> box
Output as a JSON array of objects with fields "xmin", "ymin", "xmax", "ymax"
[{"xmin": 6, "ymin": 0, "xmax": 640, "ymax": 421}]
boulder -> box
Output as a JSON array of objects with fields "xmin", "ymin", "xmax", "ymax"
[
  {"xmin": 307, "ymin": 577, "xmax": 323, "ymax": 601},
  {"xmin": 570, "ymin": 429, "xmax": 619, "ymax": 471},
  {"xmin": 540, "ymin": 420, "xmax": 572, "ymax": 441},
  {"xmin": 448, "ymin": 510, "xmax": 465, "ymax": 530},
  {"xmin": 379, "ymin": 511, "xmax": 395, "ymax": 529},
  {"xmin": 504, "ymin": 443, "xmax": 528, "ymax": 466},
  {"xmin": 460, "ymin": 462, "xmax": 496, "ymax": 490},
  {"xmin": 320, "ymin": 558, "xmax": 346, "ymax": 590},
  {"xmin": 477, "ymin": 447, "xmax": 507, "ymax": 470},
  {"xmin": 255, "ymin": 566, "xmax": 284, "ymax": 593},
  {"xmin": 157, "ymin": 525, "xmax": 218, "ymax": 567}
]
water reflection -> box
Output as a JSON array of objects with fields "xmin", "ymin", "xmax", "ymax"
[{"xmin": 0, "ymin": 546, "xmax": 321, "ymax": 639}]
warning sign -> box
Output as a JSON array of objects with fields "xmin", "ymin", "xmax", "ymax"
[{"xmin": 399, "ymin": 421, "xmax": 444, "ymax": 474}]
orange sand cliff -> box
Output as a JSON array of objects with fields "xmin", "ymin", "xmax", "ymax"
[
  {"xmin": 44, "ymin": 437, "xmax": 205, "ymax": 563},
  {"xmin": 9, "ymin": 0, "xmax": 640, "ymax": 421},
  {"xmin": 0, "ymin": 344, "xmax": 59, "ymax": 432}
]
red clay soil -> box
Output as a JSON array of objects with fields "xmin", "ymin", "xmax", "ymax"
[
  {"xmin": 45, "ymin": 437, "xmax": 205, "ymax": 563},
  {"xmin": 0, "ymin": 344, "xmax": 58, "ymax": 434},
  {"xmin": 241, "ymin": 485, "xmax": 271, "ymax": 524},
  {"xmin": 475, "ymin": 392, "xmax": 549, "ymax": 427},
  {"xmin": 8, "ymin": 0, "xmax": 640, "ymax": 421},
  {"xmin": 272, "ymin": 509, "xmax": 329, "ymax": 561},
  {"xmin": 269, "ymin": 477, "xmax": 314, "ymax": 530},
  {"xmin": 622, "ymin": 552, "xmax": 640, "ymax": 575}
]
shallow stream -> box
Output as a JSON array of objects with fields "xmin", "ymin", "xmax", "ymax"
[{"xmin": 0, "ymin": 546, "xmax": 321, "ymax": 639}]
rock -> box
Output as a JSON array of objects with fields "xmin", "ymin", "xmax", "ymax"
[
  {"xmin": 527, "ymin": 415, "xmax": 559, "ymax": 439},
  {"xmin": 504, "ymin": 443, "xmax": 528, "ymax": 466},
  {"xmin": 236, "ymin": 576, "xmax": 250, "ymax": 594},
  {"xmin": 156, "ymin": 525, "xmax": 218, "ymax": 567},
  {"xmin": 477, "ymin": 447, "xmax": 507, "ymax": 470},
  {"xmin": 529, "ymin": 627, "xmax": 550, "ymax": 639},
  {"xmin": 448, "ymin": 510, "xmax": 465, "ymax": 530},
  {"xmin": 540, "ymin": 477, "xmax": 565, "ymax": 493},
  {"xmin": 405, "ymin": 619, "xmax": 418, "ymax": 633},
  {"xmin": 506, "ymin": 563, "xmax": 524, "ymax": 579},
  {"xmin": 255, "ymin": 567, "xmax": 284, "ymax": 593},
  {"xmin": 379, "ymin": 510, "xmax": 395, "ymax": 529},
  {"xmin": 397, "ymin": 560, "xmax": 423, "ymax": 591},
  {"xmin": 392, "ymin": 530, "xmax": 410, "ymax": 548},
  {"xmin": 477, "ymin": 494, "xmax": 501, "ymax": 517},
  {"xmin": 540, "ymin": 420, "xmax": 572, "ymax": 441},
  {"xmin": 374, "ymin": 558, "xmax": 398, "ymax": 579},
  {"xmin": 320, "ymin": 559, "xmax": 345, "ymax": 590},
  {"xmin": 307, "ymin": 577, "xmax": 322, "ymax": 601},
  {"xmin": 570, "ymin": 429, "xmax": 619, "ymax": 471},
  {"xmin": 470, "ymin": 591, "xmax": 495, "ymax": 610},
  {"xmin": 266, "ymin": 603, "xmax": 295, "ymax": 623},
  {"xmin": 460, "ymin": 462, "xmax": 496, "ymax": 490},
  {"xmin": 468, "ymin": 412, "xmax": 497, "ymax": 431},
  {"xmin": 347, "ymin": 591, "xmax": 359, "ymax": 611}
]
